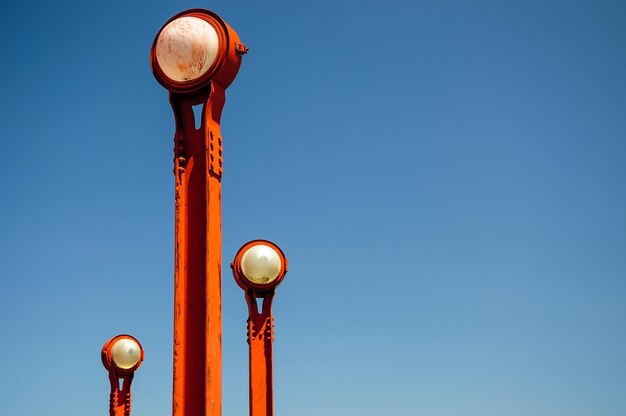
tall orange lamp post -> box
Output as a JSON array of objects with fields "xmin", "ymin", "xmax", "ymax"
[{"xmin": 150, "ymin": 8, "xmax": 246, "ymax": 416}]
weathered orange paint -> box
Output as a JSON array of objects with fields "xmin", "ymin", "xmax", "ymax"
[
  {"xmin": 169, "ymin": 86, "xmax": 224, "ymax": 416},
  {"xmin": 231, "ymin": 241, "xmax": 288, "ymax": 416},
  {"xmin": 101, "ymin": 335, "xmax": 144, "ymax": 416},
  {"xmin": 151, "ymin": 9, "xmax": 246, "ymax": 416}
]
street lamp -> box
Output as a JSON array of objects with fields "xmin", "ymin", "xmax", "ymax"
[
  {"xmin": 101, "ymin": 335, "xmax": 144, "ymax": 416},
  {"xmin": 150, "ymin": 9, "xmax": 247, "ymax": 416},
  {"xmin": 231, "ymin": 240, "xmax": 288, "ymax": 416}
]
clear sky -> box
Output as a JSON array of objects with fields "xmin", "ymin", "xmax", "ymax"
[{"xmin": 0, "ymin": 1, "xmax": 625, "ymax": 415}]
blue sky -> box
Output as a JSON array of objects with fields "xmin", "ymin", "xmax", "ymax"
[{"xmin": 1, "ymin": 1, "xmax": 625, "ymax": 415}]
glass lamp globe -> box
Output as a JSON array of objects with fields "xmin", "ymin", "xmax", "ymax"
[
  {"xmin": 241, "ymin": 244, "xmax": 282, "ymax": 284},
  {"xmin": 155, "ymin": 16, "xmax": 220, "ymax": 82},
  {"xmin": 111, "ymin": 338, "xmax": 141, "ymax": 370}
]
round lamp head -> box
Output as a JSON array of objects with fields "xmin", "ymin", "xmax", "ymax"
[
  {"xmin": 102, "ymin": 334, "xmax": 144, "ymax": 374},
  {"xmin": 151, "ymin": 9, "xmax": 246, "ymax": 94},
  {"xmin": 232, "ymin": 240, "xmax": 287, "ymax": 292},
  {"xmin": 155, "ymin": 16, "xmax": 220, "ymax": 83}
]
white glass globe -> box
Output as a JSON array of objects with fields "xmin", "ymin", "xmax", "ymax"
[
  {"xmin": 241, "ymin": 244, "xmax": 282, "ymax": 284},
  {"xmin": 155, "ymin": 16, "xmax": 220, "ymax": 82},
  {"xmin": 111, "ymin": 338, "xmax": 141, "ymax": 370}
]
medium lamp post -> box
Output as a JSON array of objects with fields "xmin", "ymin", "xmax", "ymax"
[
  {"xmin": 101, "ymin": 335, "xmax": 144, "ymax": 416},
  {"xmin": 150, "ymin": 8, "xmax": 247, "ymax": 416},
  {"xmin": 231, "ymin": 240, "xmax": 288, "ymax": 416}
]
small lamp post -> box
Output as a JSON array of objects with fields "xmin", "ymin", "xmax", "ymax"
[
  {"xmin": 101, "ymin": 335, "xmax": 144, "ymax": 416},
  {"xmin": 231, "ymin": 240, "xmax": 288, "ymax": 416}
]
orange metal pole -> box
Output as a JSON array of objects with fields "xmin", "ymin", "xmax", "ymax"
[
  {"xmin": 245, "ymin": 291, "xmax": 276, "ymax": 416},
  {"xmin": 151, "ymin": 10, "xmax": 245, "ymax": 416},
  {"xmin": 170, "ymin": 82, "xmax": 226, "ymax": 416},
  {"xmin": 107, "ymin": 373, "xmax": 134, "ymax": 416},
  {"xmin": 231, "ymin": 240, "xmax": 287, "ymax": 416}
]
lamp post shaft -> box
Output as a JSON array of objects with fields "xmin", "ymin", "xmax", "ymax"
[
  {"xmin": 246, "ymin": 292, "xmax": 276, "ymax": 416},
  {"xmin": 171, "ymin": 83, "xmax": 226, "ymax": 416},
  {"xmin": 108, "ymin": 373, "xmax": 134, "ymax": 416}
]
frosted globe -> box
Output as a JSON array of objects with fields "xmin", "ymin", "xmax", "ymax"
[
  {"xmin": 111, "ymin": 338, "xmax": 141, "ymax": 370},
  {"xmin": 241, "ymin": 245, "xmax": 282, "ymax": 284},
  {"xmin": 155, "ymin": 16, "xmax": 220, "ymax": 82}
]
